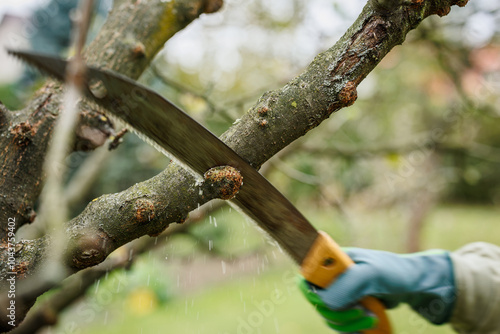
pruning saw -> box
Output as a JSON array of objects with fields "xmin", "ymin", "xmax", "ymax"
[{"xmin": 9, "ymin": 49, "xmax": 391, "ymax": 334}]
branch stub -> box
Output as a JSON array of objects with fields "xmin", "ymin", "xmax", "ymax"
[
  {"xmin": 338, "ymin": 81, "xmax": 358, "ymax": 107},
  {"xmin": 204, "ymin": 166, "xmax": 243, "ymax": 200}
]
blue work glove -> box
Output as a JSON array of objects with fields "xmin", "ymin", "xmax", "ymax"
[{"xmin": 299, "ymin": 248, "xmax": 456, "ymax": 332}]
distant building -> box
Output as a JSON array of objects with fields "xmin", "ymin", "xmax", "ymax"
[{"xmin": 0, "ymin": 14, "xmax": 29, "ymax": 84}]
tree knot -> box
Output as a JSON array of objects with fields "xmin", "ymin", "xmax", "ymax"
[
  {"xmin": 257, "ymin": 106, "xmax": 269, "ymax": 115},
  {"xmin": 131, "ymin": 42, "xmax": 146, "ymax": 58},
  {"xmin": 338, "ymin": 81, "xmax": 358, "ymax": 107},
  {"xmin": 10, "ymin": 121, "xmax": 35, "ymax": 147},
  {"xmin": 203, "ymin": 0, "xmax": 223, "ymax": 14},
  {"xmin": 13, "ymin": 261, "xmax": 29, "ymax": 279},
  {"xmin": 69, "ymin": 232, "xmax": 111, "ymax": 269},
  {"xmin": 204, "ymin": 166, "xmax": 243, "ymax": 200},
  {"xmin": 135, "ymin": 198, "xmax": 156, "ymax": 224},
  {"xmin": 435, "ymin": 5, "xmax": 451, "ymax": 17}
]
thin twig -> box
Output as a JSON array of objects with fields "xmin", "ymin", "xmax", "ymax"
[
  {"xmin": 149, "ymin": 63, "xmax": 274, "ymax": 123},
  {"xmin": 65, "ymin": 146, "xmax": 114, "ymax": 209},
  {"xmin": 270, "ymin": 158, "xmax": 320, "ymax": 185},
  {"xmin": 15, "ymin": 0, "xmax": 95, "ymax": 303},
  {"xmin": 108, "ymin": 128, "xmax": 128, "ymax": 150}
]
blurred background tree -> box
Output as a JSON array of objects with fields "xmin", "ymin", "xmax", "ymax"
[{"xmin": 0, "ymin": 0, "xmax": 499, "ymax": 333}]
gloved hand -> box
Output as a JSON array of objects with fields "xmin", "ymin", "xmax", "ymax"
[{"xmin": 298, "ymin": 248, "xmax": 456, "ymax": 333}]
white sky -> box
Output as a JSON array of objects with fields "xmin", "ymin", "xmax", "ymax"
[{"xmin": 0, "ymin": 0, "xmax": 47, "ymax": 18}]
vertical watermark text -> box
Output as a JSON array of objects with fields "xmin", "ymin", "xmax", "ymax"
[{"xmin": 5, "ymin": 217, "xmax": 16, "ymax": 327}]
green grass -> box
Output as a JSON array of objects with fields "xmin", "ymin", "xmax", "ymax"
[
  {"xmin": 424, "ymin": 205, "xmax": 500, "ymax": 250},
  {"xmin": 51, "ymin": 204, "xmax": 499, "ymax": 334},
  {"xmin": 60, "ymin": 267, "xmax": 457, "ymax": 334}
]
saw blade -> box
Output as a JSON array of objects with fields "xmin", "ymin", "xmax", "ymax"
[{"xmin": 9, "ymin": 49, "xmax": 319, "ymax": 264}]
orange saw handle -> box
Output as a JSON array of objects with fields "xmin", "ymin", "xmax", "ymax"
[{"xmin": 301, "ymin": 231, "xmax": 392, "ymax": 334}]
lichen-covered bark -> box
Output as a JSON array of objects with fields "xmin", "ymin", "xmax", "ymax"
[
  {"xmin": 0, "ymin": 84, "xmax": 114, "ymax": 243},
  {"xmin": 0, "ymin": 86, "xmax": 61, "ymax": 240}
]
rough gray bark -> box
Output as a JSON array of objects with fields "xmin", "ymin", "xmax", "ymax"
[{"xmin": 0, "ymin": 0, "xmax": 468, "ymax": 331}]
